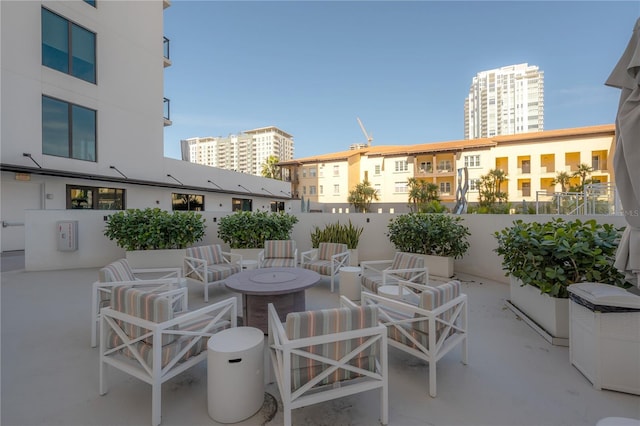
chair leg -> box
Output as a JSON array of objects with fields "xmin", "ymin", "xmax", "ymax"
[
  {"xmin": 204, "ymin": 283, "xmax": 209, "ymax": 303},
  {"xmin": 152, "ymin": 382, "xmax": 161, "ymax": 426},
  {"xmin": 284, "ymin": 404, "xmax": 292, "ymax": 426},
  {"xmin": 91, "ymin": 283, "xmax": 99, "ymax": 347},
  {"xmin": 429, "ymin": 361, "xmax": 437, "ymax": 397}
]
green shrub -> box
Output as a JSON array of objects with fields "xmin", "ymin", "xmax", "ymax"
[
  {"xmin": 494, "ymin": 218, "xmax": 628, "ymax": 298},
  {"xmin": 310, "ymin": 220, "xmax": 363, "ymax": 249},
  {"xmin": 104, "ymin": 208, "xmax": 206, "ymax": 250},
  {"xmin": 386, "ymin": 213, "xmax": 470, "ymax": 259},
  {"xmin": 217, "ymin": 211, "xmax": 298, "ymax": 249}
]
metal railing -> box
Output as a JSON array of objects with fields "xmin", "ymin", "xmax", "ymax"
[{"xmin": 535, "ymin": 183, "xmax": 620, "ymax": 215}]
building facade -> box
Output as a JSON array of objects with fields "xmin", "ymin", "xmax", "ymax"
[
  {"xmin": 0, "ymin": 0, "xmax": 290, "ymax": 253},
  {"xmin": 464, "ymin": 63, "xmax": 544, "ymax": 139},
  {"xmin": 278, "ymin": 125, "xmax": 615, "ymax": 212},
  {"xmin": 184, "ymin": 126, "xmax": 294, "ymax": 176}
]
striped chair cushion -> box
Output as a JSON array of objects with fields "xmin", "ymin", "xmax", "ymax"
[
  {"xmin": 264, "ymin": 240, "xmax": 296, "ymax": 259},
  {"xmin": 261, "ymin": 258, "xmax": 296, "ymax": 268},
  {"xmin": 186, "ymin": 244, "xmax": 224, "ymax": 265},
  {"xmin": 203, "ymin": 263, "xmax": 241, "ymax": 282},
  {"xmin": 285, "ymin": 305, "xmax": 379, "ymax": 391},
  {"xmin": 361, "ymin": 273, "xmax": 385, "ymax": 294},
  {"xmin": 390, "ymin": 252, "xmax": 424, "ymax": 280},
  {"xmin": 301, "ymin": 260, "xmax": 334, "ymax": 276},
  {"xmin": 99, "ymin": 259, "xmax": 136, "ymax": 282},
  {"xmin": 317, "ymin": 243, "xmax": 348, "ymax": 261},
  {"xmin": 413, "ymin": 280, "xmax": 461, "ymax": 336}
]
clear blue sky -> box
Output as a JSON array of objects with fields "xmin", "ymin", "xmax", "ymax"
[{"xmin": 163, "ymin": 1, "xmax": 639, "ymax": 160}]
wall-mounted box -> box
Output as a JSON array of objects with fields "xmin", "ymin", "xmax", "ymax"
[{"xmin": 57, "ymin": 221, "xmax": 78, "ymax": 251}]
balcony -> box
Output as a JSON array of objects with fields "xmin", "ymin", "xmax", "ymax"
[
  {"xmin": 163, "ymin": 36, "xmax": 172, "ymax": 67},
  {"xmin": 163, "ymin": 97, "xmax": 172, "ymax": 126}
]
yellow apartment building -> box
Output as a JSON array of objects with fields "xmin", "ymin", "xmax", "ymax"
[{"xmin": 278, "ymin": 124, "xmax": 615, "ymax": 211}]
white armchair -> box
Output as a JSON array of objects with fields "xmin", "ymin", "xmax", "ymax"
[
  {"xmin": 99, "ymin": 285, "xmax": 237, "ymax": 426},
  {"xmin": 268, "ymin": 297, "xmax": 388, "ymax": 426},
  {"xmin": 183, "ymin": 244, "xmax": 242, "ymax": 302},
  {"xmin": 300, "ymin": 242, "xmax": 350, "ymax": 292},
  {"xmin": 258, "ymin": 239, "xmax": 298, "ymax": 268},
  {"xmin": 360, "ymin": 252, "xmax": 428, "ymax": 294}
]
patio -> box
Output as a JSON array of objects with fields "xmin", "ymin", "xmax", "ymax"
[{"xmin": 1, "ymin": 253, "xmax": 638, "ymax": 426}]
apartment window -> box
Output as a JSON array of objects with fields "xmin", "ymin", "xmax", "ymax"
[
  {"xmin": 172, "ymin": 193, "xmax": 204, "ymax": 211},
  {"xmin": 437, "ymin": 160, "xmax": 452, "ymax": 172},
  {"xmin": 394, "ymin": 160, "xmax": 408, "ymax": 172},
  {"xmin": 419, "ymin": 161, "xmax": 432, "ymax": 173},
  {"xmin": 309, "ymin": 167, "xmax": 317, "ymax": 177},
  {"xmin": 440, "ymin": 182, "xmax": 451, "ymax": 194},
  {"xmin": 592, "ymin": 155, "xmax": 600, "ymax": 170},
  {"xmin": 302, "ymin": 168, "xmax": 307, "ymax": 178},
  {"xmin": 42, "ymin": 8, "xmax": 96, "ymax": 83},
  {"xmin": 469, "ymin": 179, "xmax": 480, "ymax": 191},
  {"xmin": 333, "ymin": 165, "xmax": 340, "ymax": 176},
  {"xmin": 464, "ymin": 155, "xmax": 480, "ymax": 168},
  {"xmin": 394, "ymin": 182, "xmax": 408, "ymax": 193},
  {"xmin": 319, "ymin": 185, "xmax": 323, "ymax": 195},
  {"xmin": 333, "ymin": 184, "xmax": 340, "ymax": 194},
  {"xmin": 270, "ymin": 201, "xmax": 284, "ymax": 212},
  {"xmin": 522, "ymin": 182, "xmax": 531, "ymax": 197},
  {"xmin": 232, "ymin": 198, "xmax": 252, "ymax": 211},
  {"xmin": 67, "ymin": 185, "xmax": 124, "ymax": 209},
  {"xmin": 374, "ymin": 165, "xmax": 381, "ymax": 175},
  {"xmin": 303, "ymin": 186, "xmax": 307, "ymax": 195},
  {"xmin": 374, "ymin": 183, "xmax": 381, "ymax": 195},
  {"xmin": 42, "ymin": 95, "xmax": 96, "ymax": 161},
  {"xmin": 309, "ymin": 186, "xmax": 317, "ymax": 195}
]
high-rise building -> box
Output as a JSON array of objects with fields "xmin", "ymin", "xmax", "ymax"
[
  {"xmin": 184, "ymin": 126, "xmax": 294, "ymax": 176},
  {"xmin": 464, "ymin": 63, "xmax": 544, "ymax": 139}
]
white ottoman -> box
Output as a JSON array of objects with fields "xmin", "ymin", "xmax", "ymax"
[
  {"xmin": 339, "ymin": 266, "xmax": 362, "ymax": 301},
  {"xmin": 207, "ymin": 326, "xmax": 264, "ymax": 423}
]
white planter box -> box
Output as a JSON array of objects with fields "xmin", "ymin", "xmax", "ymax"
[
  {"xmin": 421, "ymin": 254, "xmax": 454, "ymax": 278},
  {"xmin": 509, "ymin": 277, "xmax": 569, "ymax": 342},
  {"xmin": 230, "ymin": 248, "xmax": 263, "ymax": 263},
  {"xmin": 126, "ymin": 248, "xmax": 186, "ymax": 269}
]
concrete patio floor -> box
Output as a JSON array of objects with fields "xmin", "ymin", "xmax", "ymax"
[{"xmin": 1, "ymin": 253, "xmax": 639, "ymax": 426}]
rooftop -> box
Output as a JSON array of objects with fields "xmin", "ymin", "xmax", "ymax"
[{"xmin": 1, "ymin": 252, "xmax": 638, "ymax": 426}]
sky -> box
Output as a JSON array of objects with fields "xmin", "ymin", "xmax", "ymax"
[{"xmin": 163, "ymin": 1, "xmax": 640, "ymax": 161}]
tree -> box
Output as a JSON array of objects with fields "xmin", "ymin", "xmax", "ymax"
[
  {"xmin": 407, "ymin": 178, "xmax": 440, "ymax": 212},
  {"xmin": 348, "ymin": 180, "xmax": 379, "ymax": 213},
  {"xmin": 552, "ymin": 171, "xmax": 572, "ymax": 193},
  {"xmin": 477, "ymin": 169, "xmax": 508, "ymax": 210},
  {"xmin": 260, "ymin": 155, "xmax": 281, "ymax": 179},
  {"xmin": 572, "ymin": 163, "xmax": 593, "ymax": 192}
]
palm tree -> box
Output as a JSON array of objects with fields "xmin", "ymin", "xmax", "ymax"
[
  {"xmin": 407, "ymin": 178, "xmax": 439, "ymax": 212},
  {"xmin": 552, "ymin": 171, "xmax": 572, "ymax": 193},
  {"xmin": 260, "ymin": 155, "xmax": 281, "ymax": 179},
  {"xmin": 572, "ymin": 163, "xmax": 593, "ymax": 191},
  {"xmin": 347, "ymin": 180, "xmax": 379, "ymax": 213}
]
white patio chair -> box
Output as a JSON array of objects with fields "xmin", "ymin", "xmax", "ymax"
[
  {"xmin": 357, "ymin": 279, "xmax": 468, "ymax": 397},
  {"xmin": 268, "ymin": 297, "xmax": 388, "ymax": 426},
  {"xmin": 91, "ymin": 258, "xmax": 183, "ymax": 347},
  {"xmin": 300, "ymin": 242, "xmax": 350, "ymax": 292},
  {"xmin": 183, "ymin": 244, "xmax": 242, "ymax": 302},
  {"xmin": 360, "ymin": 252, "xmax": 428, "ymax": 294},
  {"xmin": 99, "ymin": 285, "xmax": 237, "ymax": 426},
  {"xmin": 258, "ymin": 239, "xmax": 298, "ymax": 268}
]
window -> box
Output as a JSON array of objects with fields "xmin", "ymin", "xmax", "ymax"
[
  {"xmin": 302, "ymin": 168, "xmax": 307, "ymax": 178},
  {"xmin": 42, "ymin": 95, "xmax": 96, "ymax": 161},
  {"xmin": 333, "ymin": 165, "xmax": 340, "ymax": 176},
  {"xmin": 464, "ymin": 155, "xmax": 480, "ymax": 168},
  {"xmin": 67, "ymin": 185, "xmax": 124, "ymax": 209},
  {"xmin": 394, "ymin": 182, "xmax": 408, "ymax": 193},
  {"xmin": 309, "ymin": 167, "xmax": 317, "ymax": 177},
  {"xmin": 232, "ymin": 198, "xmax": 252, "ymax": 211},
  {"xmin": 522, "ymin": 182, "xmax": 531, "ymax": 197},
  {"xmin": 437, "ymin": 160, "xmax": 452, "ymax": 172},
  {"xmin": 333, "ymin": 184, "xmax": 340, "ymax": 194},
  {"xmin": 374, "ymin": 183, "xmax": 381, "ymax": 195},
  {"xmin": 309, "ymin": 186, "xmax": 317, "ymax": 195},
  {"xmin": 319, "ymin": 185, "xmax": 323, "ymax": 195},
  {"xmin": 439, "ymin": 182, "xmax": 451, "ymax": 194},
  {"xmin": 302, "ymin": 186, "xmax": 307, "ymax": 195},
  {"xmin": 419, "ymin": 161, "xmax": 432, "ymax": 173},
  {"xmin": 374, "ymin": 165, "xmax": 381, "ymax": 175},
  {"xmin": 172, "ymin": 193, "xmax": 204, "ymax": 211},
  {"xmin": 42, "ymin": 8, "xmax": 96, "ymax": 83},
  {"xmin": 469, "ymin": 178, "xmax": 480, "ymax": 191},
  {"xmin": 394, "ymin": 160, "xmax": 408, "ymax": 172},
  {"xmin": 270, "ymin": 201, "xmax": 284, "ymax": 212}
]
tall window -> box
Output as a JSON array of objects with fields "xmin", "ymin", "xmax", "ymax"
[
  {"xmin": 464, "ymin": 155, "xmax": 480, "ymax": 168},
  {"xmin": 172, "ymin": 193, "xmax": 204, "ymax": 211},
  {"xmin": 232, "ymin": 198, "xmax": 252, "ymax": 211},
  {"xmin": 42, "ymin": 8, "xmax": 96, "ymax": 83},
  {"xmin": 469, "ymin": 178, "xmax": 480, "ymax": 191},
  {"xmin": 437, "ymin": 160, "xmax": 452, "ymax": 172},
  {"xmin": 333, "ymin": 165, "xmax": 340, "ymax": 176},
  {"xmin": 333, "ymin": 184, "xmax": 340, "ymax": 194},
  {"xmin": 309, "ymin": 167, "xmax": 317, "ymax": 177},
  {"xmin": 42, "ymin": 95, "xmax": 96, "ymax": 161},
  {"xmin": 374, "ymin": 165, "xmax": 381, "ymax": 175},
  {"xmin": 394, "ymin": 160, "xmax": 408, "ymax": 172},
  {"xmin": 394, "ymin": 182, "xmax": 408, "ymax": 193},
  {"xmin": 440, "ymin": 182, "xmax": 451, "ymax": 194},
  {"xmin": 67, "ymin": 185, "xmax": 124, "ymax": 209},
  {"xmin": 309, "ymin": 186, "xmax": 317, "ymax": 195}
]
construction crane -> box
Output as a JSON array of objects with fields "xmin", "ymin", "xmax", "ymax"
[{"xmin": 357, "ymin": 117, "xmax": 373, "ymax": 146}]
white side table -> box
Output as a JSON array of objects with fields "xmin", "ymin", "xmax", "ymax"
[
  {"xmin": 242, "ymin": 259, "xmax": 259, "ymax": 270},
  {"xmin": 339, "ymin": 266, "xmax": 362, "ymax": 301},
  {"xmin": 377, "ymin": 285, "xmax": 419, "ymax": 305},
  {"xmin": 207, "ymin": 326, "xmax": 264, "ymax": 423}
]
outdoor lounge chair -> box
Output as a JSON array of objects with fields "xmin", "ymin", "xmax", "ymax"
[
  {"xmin": 258, "ymin": 239, "xmax": 298, "ymax": 268},
  {"xmin": 360, "ymin": 252, "xmax": 428, "ymax": 294},
  {"xmin": 356, "ymin": 279, "xmax": 468, "ymax": 397},
  {"xmin": 300, "ymin": 242, "xmax": 350, "ymax": 292},
  {"xmin": 99, "ymin": 285, "xmax": 237, "ymax": 426},
  {"xmin": 183, "ymin": 244, "xmax": 242, "ymax": 302},
  {"xmin": 268, "ymin": 297, "xmax": 388, "ymax": 426},
  {"xmin": 91, "ymin": 258, "xmax": 183, "ymax": 347}
]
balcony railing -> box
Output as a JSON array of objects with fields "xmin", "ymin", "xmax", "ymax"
[
  {"xmin": 163, "ymin": 98, "xmax": 172, "ymax": 126},
  {"xmin": 163, "ymin": 37, "xmax": 171, "ymax": 67}
]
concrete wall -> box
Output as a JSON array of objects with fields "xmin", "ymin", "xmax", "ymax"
[{"xmin": 24, "ymin": 210, "xmax": 628, "ymax": 286}]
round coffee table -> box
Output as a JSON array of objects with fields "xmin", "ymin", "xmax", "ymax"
[{"xmin": 225, "ymin": 268, "xmax": 321, "ymax": 333}]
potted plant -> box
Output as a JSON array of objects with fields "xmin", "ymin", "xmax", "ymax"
[
  {"xmin": 494, "ymin": 218, "xmax": 628, "ymax": 342},
  {"xmin": 217, "ymin": 211, "xmax": 298, "ymax": 261},
  {"xmin": 103, "ymin": 208, "xmax": 206, "ymax": 268},
  {"xmin": 386, "ymin": 213, "xmax": 470, "ymax": 278},
  {"xmin": 310, "ymin": 220, "xmax": 364, "ymax": 266}
]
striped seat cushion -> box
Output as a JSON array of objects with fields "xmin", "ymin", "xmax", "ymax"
[
  {"xmin": 285, "ymin": 305, "xmax": 379, "ymax": 391},
  {"xmin": 301, "ymin": 260, "xmax": 334, "ymax": 276},
  {"xmin": 261, "ymin": 258, "xmax": 296, "ymax": 268},
  {"xmin": 186, "ymin": 244, "xmax": 224, "ymax": 265},
  {"xmin": 361, "ymin": 273, "xmax": 385, "ymax": 294},
  {"xmin": 202, "ymin": 263, "xmax": 241, "ymax": 282},
  {"xmin": 413, "ymin": 280, "xmax": 461, "ymax": 336},
  {"xmin": 99, "ymin": 259, "xmax": 136, "ymax": 282},
  {"xmin": 390, "ymin": 252, "xmax": 424, "ymax": 280},
  {"xmin": 264, "ymin": 240, "xmax": 295, "ymax": 259},
  {"xmin": 317, "ymin": 243, "xmax": 348, "ymax": 261}
]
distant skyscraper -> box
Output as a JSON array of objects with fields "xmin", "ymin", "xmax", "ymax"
[
  {"xmin": 183, "ymin": 126, "xmax": 294, "ymax": 176},
  {"xmin": 464, "ymin": 63, "xmax": 544, "ymax": 139}
]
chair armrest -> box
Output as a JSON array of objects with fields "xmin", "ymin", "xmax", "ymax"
[
  {"xmin": 360, "ymin": 260, "xmax": 393, "ymax": 274},
  {"xmin": 222, "ymin": 251, "xmax": 243, "ymax": 266},
  {"xmin": 300, "ymin": 249, "xmax": 318, "ymax": 263},
  {"xmin": 382, "ymin": 267, "xmax": 429, "ymax": 286},
  {"xmin": 339, "ymin": 295, "xmax": 359, "ymax": 308},
  {"xmin": 258, "ymin": 250, "xmax": 265, "ymax": 264}
]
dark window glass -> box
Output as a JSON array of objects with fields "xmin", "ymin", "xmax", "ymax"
[
  {"xmin": 43, "ymin": 96, "xmax": 96, "ymax": 161},
  {"xmin": 84, "ymin": 0, "xmax": 96, "ymax": 7},
  {"xmin": 172, "ymin": 193, "xmax": 204, "ymax": 211},
  {"xmin": 270, "ymin": 201, "xmax": 284, "ymax": 212},
  {"xmin": 67, "ymin": 185, "xmax": 125, "ymax": 209},
  {"xmin": 41, "ymin": 8, "xmax": 96, "ymax": 83},
  {"xmin": 232, "ymin": 198, "xmax": 252, "ymax": 212}
]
